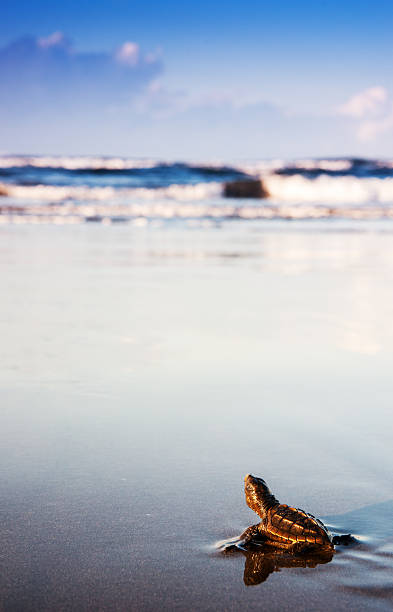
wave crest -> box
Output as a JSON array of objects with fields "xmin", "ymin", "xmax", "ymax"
[
  {"xmin": 0, "ymin": 182, "xmax": 222, "ymax": 202},
  {"xmin": 263, "ymin": 175, "xmax": 393, "ymax": 204}
]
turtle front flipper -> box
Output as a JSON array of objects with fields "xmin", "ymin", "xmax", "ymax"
[
  {"xmin": 219, "ymin": 524, "xmax": 266, "ymax": 552},
  {"xmin": 239, "ymin": 523, "xmax": 267, "ymax": 546},
  {"xmin": 244, "ymin": 474, "xmax": 280, "ymax": 519}
]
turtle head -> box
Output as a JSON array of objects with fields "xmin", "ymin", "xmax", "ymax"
[{"xmin": 244, "ymin": 474, "xmax": 279, "ymax": 518}]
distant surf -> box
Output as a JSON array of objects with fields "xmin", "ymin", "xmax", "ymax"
[{"xmin": 2, "ymin": 155, "xmax": 393, "ymax": 223}]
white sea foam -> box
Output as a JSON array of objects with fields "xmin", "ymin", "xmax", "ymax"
[
  {"xmin": 3, "ymin": 173, "xmax": 393, "ymax": 207},
  {"xmin": 1, "ymin": 155, "xmax": 392, "ymax": 176},
  {"xmin": 0, "ymin": 156, "xmax": 161, "ymax": 170},
  {"xmin": 234, "ymin": 158, "xmax": 354, "ymax": 175},
  {"xmin": 0, "ymin": 182, "xmax": 222, "ymax": 202},
  {"xmin": 2, "ymin": 200, "xmax": 393, "ymax": 224},
  {"xmin": 233, "ymin": 159, "xmax": 287, "ymax": 175},
  {"xmin": 263, "ymin": 174, "xmax": 393, "ymax": 204},
  {"xmin": 0, "ymin": 155, "xmax": 358, "ymax": 173},
  {"xmin": 287, "ymin": 159, "xmax": 353, "ymax": 172},
  {"xmin": 0, "ymin": 155, "xmax": 237, "ymax": 171}
]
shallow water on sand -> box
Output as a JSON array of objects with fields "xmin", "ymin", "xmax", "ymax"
[{"xmin": 0, "ymin": 221, "xmax": 392, "ymax": 610}]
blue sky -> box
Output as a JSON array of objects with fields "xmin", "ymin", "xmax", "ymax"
[{"xmin": 2, "ymin": 0, "xmax": 393, "ymax": 158}]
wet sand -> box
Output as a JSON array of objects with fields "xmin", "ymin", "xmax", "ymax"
[{"xmin": 0, "ymin": 221, "xmax": 392, "ymax": 610}]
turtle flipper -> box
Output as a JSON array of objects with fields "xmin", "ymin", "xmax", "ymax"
[
  {"xmin": 332, "ymin": 534, "xmax": 355, "ymax": 546},
  {"xmin": 219, "ymin": 524, "xmax": 266, "ymax": 552},
  {"xmin": 239, "ymin": 523, "xmax": 266, "ymax": 545}
]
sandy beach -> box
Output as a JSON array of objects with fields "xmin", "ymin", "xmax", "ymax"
[{"xmin": 0, "ymin": 220, "xmax": 392, "ymax": 610}]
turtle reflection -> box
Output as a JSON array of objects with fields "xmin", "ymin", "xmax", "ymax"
[{"xmin": 242, "ymin": 546, "xmax": 333, "ymax": 586}]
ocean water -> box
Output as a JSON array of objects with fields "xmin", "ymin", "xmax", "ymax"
[
  {"xmin": 0, "ymin": 158, "xmax": 393, "ymax": 611},
  {"xmin": 3, "ymin": 155, "xmax": 393, "ymax": 223}
]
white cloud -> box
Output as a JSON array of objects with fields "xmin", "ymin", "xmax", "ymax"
[
  {"xmin": 132, "ymin": 82, "xmax": 281, "ymax": 119},
  {"xmin": 335, "ymin": 86, "xmax": 393, "ymax": 142},
  {"xmin": 357, "ymin": 109, "xmax": 393, "ymax": 142},
  {"xmin": 337, "ymin": 86, "xmax": 387, "ymax": 118},
  {"xmin": 115, "ymin": 42, "xmax": 140, "ymax": 66},
  {"xmin": 0, "ymin": 34, "xmax": 163, "ymax": 118},
  {"xmin": 37, "ymin": 31, "xmax": 68, "ymax": 49}
]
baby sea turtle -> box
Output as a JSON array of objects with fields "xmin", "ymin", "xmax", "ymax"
[{"xmin": 227, "ymin": 474, "xmax": 353, "ymax": 554}]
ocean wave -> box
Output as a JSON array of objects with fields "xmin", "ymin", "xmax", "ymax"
[
  {"xmin": 3, "ymin": 156, "xmax": 393, "ymax": 209},
  {"xmin": 0, "ymin": 182, "xmax": 222, "ymax": 202},
  {"xmin": 4, "ymin": 174, "xmax": 393, "ymax": 207},
  {"xmin": 0, "ymin": 156, "xmax": 161, "ymax": 170},
  {"xmin": 235, "ymin": 159, "xmax": 354, "ymax": 175},
  {"xmin": 2, "ymin": 154, "xmax": 393, "ymax": 176},
  {"xmin": 2, "ymin": 201, "xmax": 393, "ymax": 224},
  {"xmin": 0, "ymin": 155, "xmax": 241, "ymax": 175},
  {"xmin": 263, "ymin": 175, "xmax": 393, "ymax": 204},
  {"xmin": 236, "ymin": 157, "xmax": 393, "ymax": 178}
]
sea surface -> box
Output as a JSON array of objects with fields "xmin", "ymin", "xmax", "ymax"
[
  {"xmin": 3, "ymin": 155, "xmax": 393, "ymax": 223},
  {"xmin": 0, "ymin": 156, "xmax": 392, "ymax": 611}
]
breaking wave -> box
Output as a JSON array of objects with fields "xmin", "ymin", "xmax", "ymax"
[
  {"xmin": 0, "ymin": 156, "xmax": 168, "ymax": 170},
  {"xmin": 237, "ymin": 157, "xmax": 393, "ymax": 177},
  {"xmin": 262, "ymin": 175, "xmax": 393, "ymax": 204},
  {"xmin": 3, "ymin": 174, "xmax": 393, "ymax": 207},
  {"xmin": 3, "ymin": 200, "xmax": 393, "ymax": 225},
  {"xmin": 0, "ymin": 182, "xmax": 222, "ymax": 202},
  {"xmin": 3, "ymin": 155, "xmax": 393, "ymax": 223}
]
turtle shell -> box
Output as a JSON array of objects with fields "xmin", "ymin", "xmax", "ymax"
[{"xmin": 263, "ymin": 503, "xmax": 332, "ymax": 547}]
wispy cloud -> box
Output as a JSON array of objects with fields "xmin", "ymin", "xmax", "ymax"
[
  {"xmin": 335, "ymin": 86, "xmax": 393, "ymax": 142},
  {"xmin": 0, "ymin": 33, "xmax": 163, "ymax": 113},
  {"xmin": 337, "ymin": 86, "xmax": 387, "ymax": 118},
  {"xmin": 115, "ymin": 42, "xmax": 140, "ymax": 66},
  {"xmin": 37, "ymin": 31, "xmax": 70, "ymax": 50},
  {"xmin": 356, "ymin": 111, "xmax": 393, "ymax": 142},
  {"xmin": 132, "ymin": 82, "xmax": 282, "ymax": 119}
]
